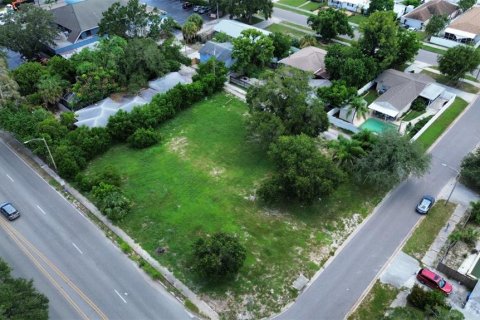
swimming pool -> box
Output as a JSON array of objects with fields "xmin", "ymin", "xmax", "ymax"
[
  {"xmin": 65, "ymin": 0, "xmax": 85, "ymax": 4},
  {"xmin": 359, "ymin": 118, "xmax": 397, "ymax": 134}
]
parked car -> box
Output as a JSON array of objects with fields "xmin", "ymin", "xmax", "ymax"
[
  {"xmin": 0, "ymin": 202, "xmax": 20, "ymax": 221},
  {"xmin": 416, "ymin": 195, "xmax": 435, "ymax": 214},
  {"xmin": 193, "ymin": 5, "xmax": 200, "ymax": 12},
  {"xmin": 416, "ymin": 268, "xmax": 453, "ymax": 295},
  {"xmin": 182, "ymin": 2, "xmax": 192, "ymax": 9},
  {"xmin": 198, "ymin": 6, "xmax": 209, "ymax": 14}
]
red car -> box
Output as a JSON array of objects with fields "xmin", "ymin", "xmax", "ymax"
[{"xmin": 416, "ymin": 268, "xmax": 453, "ymax": 295}]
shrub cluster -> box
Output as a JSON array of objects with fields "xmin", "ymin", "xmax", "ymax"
[
  {"xmin": 128, "ymin": 128, "xmax": 160, "ymax": 149},
  {"xmin": 92, "ymin": 182, "xmax": 132, "ymax": 221},
  {"xmin": 409, "ymin": 116, "xmax": 433, "ymax": 138},
  {"xmin": 407, "ymin": 284, "xmax": 449, "ymax": 311}
]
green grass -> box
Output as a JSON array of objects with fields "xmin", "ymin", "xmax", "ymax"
[
  {"xmin": 300, "ymin": 1, "xmax": 322, "ymax": 11},
  {"xmin": 283, "ymin": 21, "xmax": 313, "ymax": 32},
  {"xmin": 421, "ymin": 70, "xmax": 479, "ymax": 94},
  {"xmin": 349, "ymin": 281, "xmax": 399, "ymax": 320},
  {"xmin": 266, "ymin": 23, "xmax": 311, "ymax": 39},
  {"xmin": 335, "ymin": 36, "xmax": 356, "ymax": 45},
  {"xmin": 362, "ymin": 90, "xmax": 379, "ymax": 105},
  {"xmin": 421, "ymin": 44, "xmax": 447, "ymax": 55},
  {"xmin": 416, "ymin": 97, "xmax": 468, "ymax": 151},
  {"xmin": 402, "ymin": 110, "xmax": 426, "ymax": 121},
  {"xmin": 416, "ymin": 31, "xmax": 427, "ymax": 41},
  {"xmin": 403, "ymin": 201, "xmax": 456, "ymax": 260},
  {"xmin": 278, "ymin": 0, "xmax": 307, "ymax": 6},
  {"xmin": 85, "ymin": 93, "xmax": 382, "ymax": 317},
  {"xmin": 274, "ymin": 3, "xmax": 315, "ymax": 16},
  {"xmin": 348, "ymin": 14, "xmax": 368, "ymax": 25}
]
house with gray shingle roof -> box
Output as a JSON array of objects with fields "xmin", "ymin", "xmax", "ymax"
[
  {"xmin": 368, "ymin": 69, "xmax": 445, "ymax": 120},
  {"xmin": 49, "ymin": 0, "xmax": 125, "ymax": 55},
  {"xmin": 400, "ymin": 0, "xmax": 459, "ymax": 30}
]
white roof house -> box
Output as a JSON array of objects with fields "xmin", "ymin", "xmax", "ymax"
[{"xmin": 213, "ymin": 19, "xmax": 270, "ymax": 38}]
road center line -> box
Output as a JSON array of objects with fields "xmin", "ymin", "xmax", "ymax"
[
  {"xmin": 36, "ymin": 205, "xmax": 46, "ymax": 215},
  {"xmin": 72, "ymin": 242, "xmax": 84, "ymax": 255},
  {"xmin": 114, "ymin": 289, "xmax": 127, "ymax": 304},
  {"xmin": 6, "ymin": 174, "xmax": 14, "ymax": 182}
]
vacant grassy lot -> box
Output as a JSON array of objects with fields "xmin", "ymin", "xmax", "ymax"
[
  {"xmin": 349, "ymin": 281, "xmax": 399, "ymax": 320},
  {"xmin": 85, "ymin": 93, "xmax": 381, "ymax": 317},
  {"xmin": 266, "ymin": 23, "xmax": 312, "ymax": 39},
  {"xmin": 416, "ymin": 97, "xmax": 468, "ymax": 151},
  {"xmin": 403, "ymin": 201, "xmax": 456, "ymax": 260}
]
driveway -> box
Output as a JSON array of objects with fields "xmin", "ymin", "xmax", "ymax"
[{"xmin": 142, "ymin": 0, "xmax": 205, "ymax": 24}]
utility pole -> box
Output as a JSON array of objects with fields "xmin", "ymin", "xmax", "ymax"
[
  {"xmin": 441, "ymin": 163, "xmax": 460, "ymax": 206},
  {"xmin": 24, "ymin": 138, "xmax": 58, "ymax": 171}
]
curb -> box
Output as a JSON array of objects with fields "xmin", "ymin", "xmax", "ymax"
[{"xmin": 0, "ymin": 131, "xmax": 218, "ymax": 320}]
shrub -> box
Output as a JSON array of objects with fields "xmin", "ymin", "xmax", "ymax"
[
  {"xmin": 192, "ymin": 232, "xmax": 246, "ymax": 280},
  {"xmin": 409, "ymin": 116, "xmax": 433, "ymax": 137},
  {"xmin": 460, "ymin": 149, "xmax": 480, "ymax": 192},
  {"xmin": 54, "ymin": 144, "xmax": 86, "ymax": 179},
  {"xmin": 471, "ymin": 201, "xmax": 480, "ymax": 225},
  {"xmin": 407, "ymin": 284, "xmax": 449, "ymax": 311},
  {"xmin": 411, "ymin": 98, "xmax": 427, "ymax": 112},
  {"xmin": 92, "ymin": 182, "xmax": 132, "ymax": 221},
  {"xmin": 75, "ymin": 166, "xmax": 122, "ymax": 192},
  {"xmin": 449, "ymin": 227, "xmax": 479, "ymax": 245},
  {"xmin": 67, "ymin": 126, "xmax": 111, "ymax": 160},
  {"xmin": 127, "ymin": 128, "xmax": 160, "ymax": 149}
]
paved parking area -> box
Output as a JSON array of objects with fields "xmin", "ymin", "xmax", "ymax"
[{"xmin": 142, "ymin": 0, "xmax": 207, "ymax": 24}]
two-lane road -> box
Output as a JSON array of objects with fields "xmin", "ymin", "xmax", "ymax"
[
  {"xmin": 0, "ymin": 140, "xmax": 192, "ymax": 320},
  {"xmin": 277, "ymin": 97, "xmax": 480, "ymax": 320}
]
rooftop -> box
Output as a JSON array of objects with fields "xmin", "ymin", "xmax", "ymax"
[
  {"xmin": 448, "ymin": 6, "xmax": 480, "ymax": 35},
  {"xmin": 213, "ymin": 19, "xmax": 270, "ymax": 39},
  {"xmin": 403, "ymin": 0, "xmax": 458, "ymax": 22},
  {"xmin": 279, "ymin": 46, "xmax": 328, "ymax": 78}
]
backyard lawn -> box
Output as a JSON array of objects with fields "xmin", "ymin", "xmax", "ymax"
[
  {"xmin": 348, "ymin": 14, "xmax": 368, "ymax": 25},
  {"xmin": 349, "ymin": 281, "xmax": 399, "ymax": 320},
  {"xmin": 416, "ymin": 97, "xmax": 468, "ymax": 151},
  {"xmin": 403, "ymin": 201, "xmax": 456, "ymax": 260},
  {"xmin": 402, "ymin": 110, "xmax": 425, "ymax": 121},
  {"xmin": 85, "ymin": 93, "xmax": 382, "ymax": 317}
]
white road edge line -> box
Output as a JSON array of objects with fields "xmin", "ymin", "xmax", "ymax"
[
  {"xmin": 36, "ymin": 205, "xmax": 46, "ymax": 215},
  {"xmin": 6, "ymin": 174, "xmax": 14, "ymax": 182},
  {"xmin": 114, "ymin": 289, "xmax": 127, "ymax": 304},
  {"xmin": 72, "ymin": 242, "xmax": 83, "ymax": 255}
]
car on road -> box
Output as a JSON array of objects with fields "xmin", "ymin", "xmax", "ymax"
[
  {"xmin": 182, "ymin": 2, "xmax": 192, "ymax": 9},
  {"xmin": 416, "ymin": 195, "xmax": 435, "ymax": 214},
  {"xmin": 0, "ymin": 202, "xmax": 20, "ymax": 221},
  {"xmin": 416, "ymin": 268, "xmax": 453, "ymax": 295}
]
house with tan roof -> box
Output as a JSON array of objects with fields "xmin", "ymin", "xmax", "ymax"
[
  {"xmin": 278, "ymin": 46, "xmax": 329, "ymax": 79},
  {"xmin": 400, "ymin": 0, "xmax": 459, "ymax": 30},
  {"xmin": 431, "ymin": 6, "xmax": 480, "ymax": 47}
]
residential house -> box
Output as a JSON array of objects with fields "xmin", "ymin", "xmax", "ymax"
[
  {"xmin": 368, "ymin": 69, "xmax": 444, "ymax": 120},
  {"xmin": 328, "ymin": 0, "xmax": 369, "ymax": 13},
  {"xmin": 279, "ymin": 46, "xmax": 329, "ymax": 79},
  {"xmin": 212, "ymin": 19, "xmax": 270, "ymax": 39},
  {"xmin": 198, "ymin": 41, "xmax": 234, "ymax": 68},
  {"xmin": 431, "ymin": 6, "xmax": 480, "ymax": 47},
  {"xmin": 400, "ymin": 0, "xmax": 459, "ymax": 30}
]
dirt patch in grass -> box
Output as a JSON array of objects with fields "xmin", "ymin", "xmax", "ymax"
[{"xmin": 167, "ymin": 136, "xmax": 188, "ymax": 157}]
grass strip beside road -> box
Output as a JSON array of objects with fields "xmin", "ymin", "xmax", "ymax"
[
  {"xmin": 421, "ymin": 44, "xmax": 447, "ymax": 55},
  {"xmin": 416, "ymin": 97, "xmax": 468, "ymax": 151},
  {"xmin": 348, "ymin": 281, "xmax": 399, "ymax": 320},
  {"xmin": 278, "ymin": 0, "xmax": 307, "ymax": 6},
  {"xmin": 402, "ymin": 200, "xmax": 456, "ymax": 261},
  {"xmin": 274, "ymin": 3, "xmax": 315, "ymax": 16},
  {"xmin": 266, "ymin": 23, "xmax": 311, "ymax": 38}
]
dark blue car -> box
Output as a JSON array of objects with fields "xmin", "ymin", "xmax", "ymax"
[
  {"xmin": 0, "ymin": 202, "xmax": 20, "ymax": 221},
  {"xmin": 416, "ymin": 195, "xmax": 435, "ymax": 214}
]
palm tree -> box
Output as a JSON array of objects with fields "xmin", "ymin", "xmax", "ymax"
[
  {"xmin": 347, "ymin": 97, "xmax": 369, "ymax": 121},
  {"xmin": 299, "ymin": 35, "xmax": 318, "ymax": 48},
  {"xmin": 328, "ymin": 136, "xmax": 366, "ymax": 169},
  {"xmin": 182, "ymin": 21, "xmax": 199, "ymax": 44},
  {"xmin": 351, "ymin": 129, "xmax": 378, "ymax": 152}
]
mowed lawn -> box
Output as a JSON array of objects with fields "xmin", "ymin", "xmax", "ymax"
[{"xmin": 85, "ymin": 93, "xmax": 381, "ymax": 317}]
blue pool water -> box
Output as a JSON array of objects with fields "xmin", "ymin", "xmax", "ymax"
[{"xmin": 359, "ymin": 118, "xmax": 397, "ymax": 134}]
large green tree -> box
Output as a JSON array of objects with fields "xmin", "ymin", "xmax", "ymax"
[
  {"xmin": 325, "ymin": 44, "xmax": 378, "ymax": 87},
  {"xmin": 37, "ymin": 74, "xmax": 69, "ymax": 107},
  {"xmin": 232, "ymin": 29, "xmax": 274, "ymax": 76},
  {"xmin": 307, "ymin": 8, "xmax": 353, "ymax": 41},
  {"xmin": 182, "ymin": 14, "xmax": 203, "ymax": 44},
  {"xmin": 11, "ymin": 61, "xmax": 47, "ymax": 96},
  {"xmin": 438, "ymin": 45, "xmax": 480, "ymax": 82},
  {"xmin": 192, "ymin": 232, "xmax": 246, "ymax": 280},
  {"xmin": 328, "ymin": 135, "xmax": 366, "ymax": 170},
  {"xmin": 98, "ymin": 0, "xmax": 163, "ymax": 39},
  {"xmin": 0, "ymin": 258, "xmax": 49, "ymax": 320},
  {"xmin": 425, "ymin": 15, "xmax": 449, "ymax": 37},
  {"xmin": 269, "ymin": 32, "xmax": 292, "ymax": 59},
  {"xmin": 0, "ymin": 4, "xmax": 57, "ymax": 59},
  {"xmin": 317, "ymin": 80, "xmax": 357, "ymax": 107},
  {"xmin": 458, "ymin": 0, "xmax": 476, "ymax": 11},
  {"xmin": 0, "ymin": 58, "xmax": 20, "ymax": 105},
  {"xmin": 393, "ymin": 29, "xmax": 421, "ymax": 67},
  {"xmin": 460, "ymin": 148, "xmax": 480, "ymax": 191},
  {"xmin": 258, "ymin": 134, "xmax": 344, "ymax": 203},
  {"xmin": 246, "ymin": 66, "xmax": 329, "ymax": 146},
  {"xmin": 367, "ymin": 0, "xmax": 394, "ymax": 14},
  {"xmin": 224, "ymin": 0, "xmax": 273, "ymax": 23},
  {"xmin": 354, "ymin": 130, "xmax": 431, "ymax": 189},
  {"xmin": 359, "ymin": 11, "xmax": 399, "ymax": 69}
]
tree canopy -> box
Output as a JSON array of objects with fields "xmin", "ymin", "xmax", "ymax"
[
  {"xmin": 269, "ymin": 32, "xmax": 292, "ymax": 59},
  {"xmin": 438, "ymin": 45, "xmax": 480, "ymax": 82},
  {"xmin": 367, "ymin": 0, "xmax": 394, "ymax": 14},
  {"xmin": 232, "ymin": 29, "xmax": 274, "ymax": 76},
  {"xmin": 0, "ymin": 58, "xmax": 20, "ymax": 105},
  {"xmin": 354, "ymin": 130, "xmax": 431, "ymax": 189},
  {"xmin": 224, "ymin": 0, "xmax": 273, "ymax": 23},
  {"xmin": 0, "ymin": 258, "xmax": 49, "ymax": 320},
  {"xmin": 307, "ymin": 8, "xmax": 353, "ymax": 41},
  {"xmin": 460, "ymin": 148, "xmax": 480, "ymax": 191},
  {"xmin": 192, "ymin": 232, "xmax": 246, "ymax": 280},
  {"xmin": 425, "ymin": 15, "xmax": 449, "ymax": 37},
  {"xmin": 317, "ymin": 80, "xmax": 357, "ymax": 107},
  {"xmin": 258, "ymin": 134, "xmax": 344, "ymax": 203},
  {"xmin": 98, "ymin": 0, "xmax": 165, "ymax": 39},
  {"xmin": 0, "ymin": 4, "xmax": 57, "ymax": 59},
  {"xmin": 458, "ymin": 0, "xmax": 476, "ymax": 11},
  {"xmin": 246, "ymin": 66, "xmax": 328, "ymax": 146}
]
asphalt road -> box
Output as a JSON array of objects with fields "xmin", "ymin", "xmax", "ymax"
[
  {"xmin": 0, "ymin": 141, "xmax": 191, "ymax": 320},
  {"xmin": 142, "ymin": 0, "xmax": 208, "ymax": 24},
  {"xmin": 276, "ymin": 97, "xmax": 480, "ymax": 320},
  {"xmin": 415, "ymin": 49, "xmax": 440, "ymax": 65}
]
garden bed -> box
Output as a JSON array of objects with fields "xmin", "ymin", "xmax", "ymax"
[{"xmin": 84, "ymin": 93, "xmax": 382, "ymax": 318}]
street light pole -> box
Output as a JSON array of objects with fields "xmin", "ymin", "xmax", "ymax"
[
  {"xmin": 441, "ymin": 163, "xmax": 460, "ymax": 206},
  {"xmin": 24, "ymin": 138, "xmax": 58, "ymax": 172}
]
